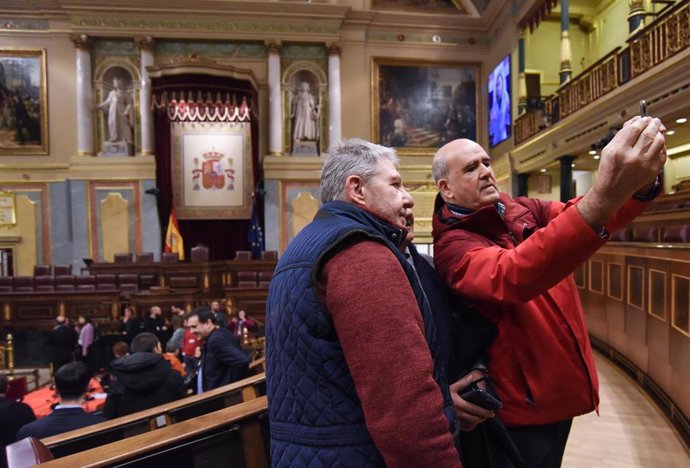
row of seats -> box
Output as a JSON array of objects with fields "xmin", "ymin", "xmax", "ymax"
[
  {"xmin": 609, "ymin": 225, "xmax": 690, "ymax": 243},
  {"xmin": 32, "ymin": 265, "xmax": 72, "ymax": 277},
  {"xmin": 235, "ymin": 271, "xmax": 273, "ymax": 288},
  {"xmin": 0, "ymin": 274, "xmax": 139, "ymax": 293},
  {"xmin": 113, "ymin": 249, "xmax": 278, "ymax": 263}
]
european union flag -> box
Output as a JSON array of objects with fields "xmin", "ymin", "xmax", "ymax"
[{"xmin": 248, "ymin": 199, "xmax": 264, "ymax": 260}]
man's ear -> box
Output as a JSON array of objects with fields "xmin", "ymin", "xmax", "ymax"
[
  {"xmin": 438, "ymin": 179, "xmax": 453, "ymax": 202},
  {"xmin": 344, "ymin": 175, "xmax": 366, "ymax": 206}
]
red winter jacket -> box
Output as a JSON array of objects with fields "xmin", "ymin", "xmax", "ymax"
[{"xmin": 432, "ymin": 193, "xmax": 650, "ymax": 427}]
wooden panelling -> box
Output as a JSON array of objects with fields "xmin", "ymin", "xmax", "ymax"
[
  {"xmin": 627, "ymin": 265, "xmax": 645, "ymax": 310},
  {"xmin": 590, "ymin": 260, "xmax": 604, "ymax": 294},
  {"xmin": 608, "ymin": 262, "xmax": 623, "ymax": 301},
  {"xmin": 672, "ymin": 274, "xmax": 690, "ymax": 336},
  {"xmin": 582, "ymin": 243, "xmax": 690, "ymax": 446},
  {"xmin": 649, "ymin": 269, "xmax": 667, "ymax": 321}
]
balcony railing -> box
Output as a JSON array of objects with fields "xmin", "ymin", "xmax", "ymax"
[{"xmin": 514, "ymin": 0, "xmax": 690, "ymax": 145}]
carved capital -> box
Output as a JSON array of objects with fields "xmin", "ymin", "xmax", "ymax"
[
  {"xmin": 265, "ymin": 41, "xmax": 282, "ymax": 54},
  {"xmin": 327, "ymin": 44, "xmax": 341, "ymax": 56},
  {"xmin": 69, "ymin": 33, "xmax": 91, "ymax": 50},
  {"xmin": 628, "ymin": 0, "xmax": 645, "ymax": 14},
  {"xmin": 135, "ymin": 35, "xmax": 155, "ymax": 52}
]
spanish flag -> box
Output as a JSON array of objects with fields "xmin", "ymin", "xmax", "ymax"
[{"xmin": 165, "ymin": 207, "xmax": 185, "ymax": 260}]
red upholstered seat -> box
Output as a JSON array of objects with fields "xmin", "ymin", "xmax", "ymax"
[
  {"xmin": 114, "ymin": 252, "xmax": 133, "ymax": 263},
  {"xmin": 0, "ymin": 276, "xmax": 12, "ymax": 292},
  {"xmin": 34, "ymin": 275, "xmax": 54, "ymax": 292},
  {"xmin": 55, "ymin": 275, "xmax": 76, "ymax": 291},
  {"xmin": 234, "ymin": 250, "xmax": 251, "ymax": 261},
  {"xmin": 52, "ymin": 264, "xmax": 72, "ymax": 276},
  {"xmin": 609, "ymin": 228, "xmax": 631, "ymax": 242},
  {"xmin": 236, "ymin": 271, "xmax": 257, "ymax": 288},
  {"xmin": 118, "ymin": 273, "xmax": 139, "ymax": 293},
  {"xmin": 631, "ymin": 227, "xmax": 659, "ymax": 242},
  {"xmin": 161, "ymin": 252, "xmax": 179, "ymax": 263},
  {"xmin": 12, "ymin": 276, "xmax": 33, "ymax": 292},
  {"xmin": 258, "ymin": 271, "xmax": 273, "ymax": 288},
  {"xmin": 5, "ymin": 437, "xmax": 54, "ymax": 468},
  {"xmin": 75, "ymin": 275, "xmax": 96, "ymax": 291},
  {"xmin": 662, "ymin": 225, "xmax": 690, "ymax": 243},
  {"xmin": 136, "ymin": 252, "xmax": 154, "ymax": 263},
  {"xmin": 32, "ymin": 264, "xmax": 50, "ymax": 276},
  {"xmin": 5, "ymin": 376, "xmax": 28, "ymax": 400},
  {"xmin": 191, "ymin": 246, "xmax": 209, "ymax": 262},
  {"xmin": 261, "ymin": 250, "xmax": 278, "ymax": 261}
]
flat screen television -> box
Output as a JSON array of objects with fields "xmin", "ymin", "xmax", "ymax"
[{"xmin": 488, "ymin": 55, "xmax": 511, "ymax": 147}]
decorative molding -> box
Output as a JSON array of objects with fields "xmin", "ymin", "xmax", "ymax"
[
  {"xmin": 365, "ymin": 30, "xmax": 488, "ymax": 46},
  {"xmin": 0, "ymin": 18, "xmax": 50, "ymax": 31},
  {"xmin": 71, "ymin": 16, "xmax": 340, "ymax": 36},
  {"xmin": 327, "ymin": 44, "xmax": 341, "ymax": 56},
  {"xmin": 156, "ymin": 41, "xmax": 267, "ymax": 60}
]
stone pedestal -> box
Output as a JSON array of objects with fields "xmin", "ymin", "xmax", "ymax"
[
  {"xmin": 291, "ymin": 140, "xmax": 319, "ymax": 156},
  {"xmin": 100, "ymin": 141, "xmax": 133, "ymax": 157}
]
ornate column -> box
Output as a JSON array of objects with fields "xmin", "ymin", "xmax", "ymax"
[
  {"xmin": 327, "ymin": 44, "xmax": 342, "ymax": 146},
  {"xmin": 137, "ymin": 36, "xmax": 155, "ymax": 156},
  {"xmin": 628, "ymin": 0, "xmax": 646, "ymax": 34},
  {"xmin": 71, "ymin": 34, "xmax": 94, "ymax": 156},
  {"xmin": 559, "ymin": 0, "xmax": 572, "ymax": 84},
  {"xmin": 518, "ymin": 31, "xmax": 527, "ymax": 115},
  {"xmin": 267, "ymin": 41, "xmax": 283, "ymax": 155},
  {"xmin": 559, "ymin": 156, "xmax": 576, "ymax": 202}
]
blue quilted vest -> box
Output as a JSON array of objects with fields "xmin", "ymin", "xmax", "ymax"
[{"xmin": 266, "ymin": 201, "xmax": 456, "ymax": 467}]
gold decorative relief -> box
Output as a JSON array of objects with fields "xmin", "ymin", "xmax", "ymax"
[
  {"xmin": 101, "ymin": 193, "xmax": 130, "ymax": 262},
  {"xmin": 291, "ymin": 192, "xmax": 319, "ymax": 240},
  {"xmin": 3, "ymin": 195, "xmax": 38, "ymax": 276}
]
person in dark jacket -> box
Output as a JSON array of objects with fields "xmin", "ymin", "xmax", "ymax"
[
  {"xmin": 187, "ymin": 307, "xmax": 249, "ymax": 393},
  {"xmin": 102, "ymin": 332, "xmax": 186, "ymax": 419},
  {"xmin": 45, "ymin": 315, "xmax": 78, "ymax": 375},
  {"xmin": 0, "ymin": 374, "xmax": 35, "ymax": 468},
  {"xmin": 16, "ymin": 362, "xmax": 103, "ymax": 440}
]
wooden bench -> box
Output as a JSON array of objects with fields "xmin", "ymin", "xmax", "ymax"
[
  {"xmin": 42, "ymin": 372, "xmax": 266, "ymax": 459},
  {"xmin": 35, "ymin": 396, "xmax": 269, "ymax": 468}
]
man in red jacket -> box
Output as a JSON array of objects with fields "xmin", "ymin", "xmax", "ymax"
[{"xmin": 431, "ymin": 116, "xmax": 666, "ymax": 468}]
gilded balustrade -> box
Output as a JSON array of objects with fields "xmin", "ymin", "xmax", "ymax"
[
  {"xmin": 512, "ymin": 0, "xmax": 689, "ymax": 145},
  {"xmin": 630, "ymin": 1, "xmax": 690, "ymax": 78}
]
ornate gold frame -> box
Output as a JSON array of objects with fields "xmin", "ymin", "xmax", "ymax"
[
  {"xmin": 372, "ymin": 57, "xmax": 480, "ymax": 156},
  {"xmin": 0, "ymin": 48, "xmax": 48, "ymax": 155},
  {"xmin": 171, "ymin": 122, "xmax": 254, "ymax": 220}
]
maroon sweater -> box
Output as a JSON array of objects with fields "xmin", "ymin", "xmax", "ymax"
[{"xmin": 318, "ymin": 240, "xmax": 461, "ymax": 467}]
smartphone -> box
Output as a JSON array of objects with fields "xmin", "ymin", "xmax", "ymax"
[
  {"xmin": 639, "ymin": 99, "xmax": 648, "ymax": 117},
  {"xmin": 459, "ymin": 388, "xmax": 503, "ymax": 411}
]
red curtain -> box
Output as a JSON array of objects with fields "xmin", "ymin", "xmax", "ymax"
[{"xmin": 151, "ymin": 73, "xmax": 261, "ymax": 260}]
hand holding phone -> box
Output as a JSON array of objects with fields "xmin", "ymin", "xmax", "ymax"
[{"xmin": 458, "ymin": 376, "xmax": 503, "ymax": 411}]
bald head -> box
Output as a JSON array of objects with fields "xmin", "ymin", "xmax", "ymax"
[
  {"xmin": 432, "ymin": 138, "xmax": 500, "ymax": 211},
  {"xmin": 432, "ymin": 139, "xmax": 482, "ymax": 183}
]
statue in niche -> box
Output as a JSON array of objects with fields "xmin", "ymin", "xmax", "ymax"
[
  {"xmin": 291, "ymin": 81, "xmax": 320, "ymax": 142},
  {"xmin": 96, "ymin": 77, "xmax": 134, "ymax": 156}
]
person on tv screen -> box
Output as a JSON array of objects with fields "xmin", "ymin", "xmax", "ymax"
[{"xmin": 489, "ymin": 67, "xmax": 510, "ymax": 146}]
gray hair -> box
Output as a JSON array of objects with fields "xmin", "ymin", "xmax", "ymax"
[
  {"xmin": 320, "ymin": 138, "xmax": 399, "ymax": 204},
  {"xmin": 432, "ymin": 154, "xmax": 448, "ymax": 183}
]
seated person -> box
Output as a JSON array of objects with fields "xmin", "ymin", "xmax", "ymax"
[
  {"xmin": 102, "ymin": 332, "xmax": 186, "ymax": 419},
  {"xmin": 16, "ymin": 362, "xmax": 104, "ymax": 440},
  {"xmin": 100, "ymin": 341, "xmax": 129, "ymax": 391},
  {"xmin": 1, "ymin": 374, "xmax": 36, "ymax": 468},
  {"xmin": 164, "ymin": 341, "xmax": 187, "ymax": 377}
]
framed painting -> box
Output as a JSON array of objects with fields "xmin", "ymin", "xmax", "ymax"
[
  {"xmin": 0, "ymin": 49, "xmax": 48, "ymax": 155},
  {"xmin": 373, "ymin": 58, "xmax": 479, "ymax": 155},
  {"xmin": 171, "ymin": 121, "xmax": 254, "ymax": 219}
]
